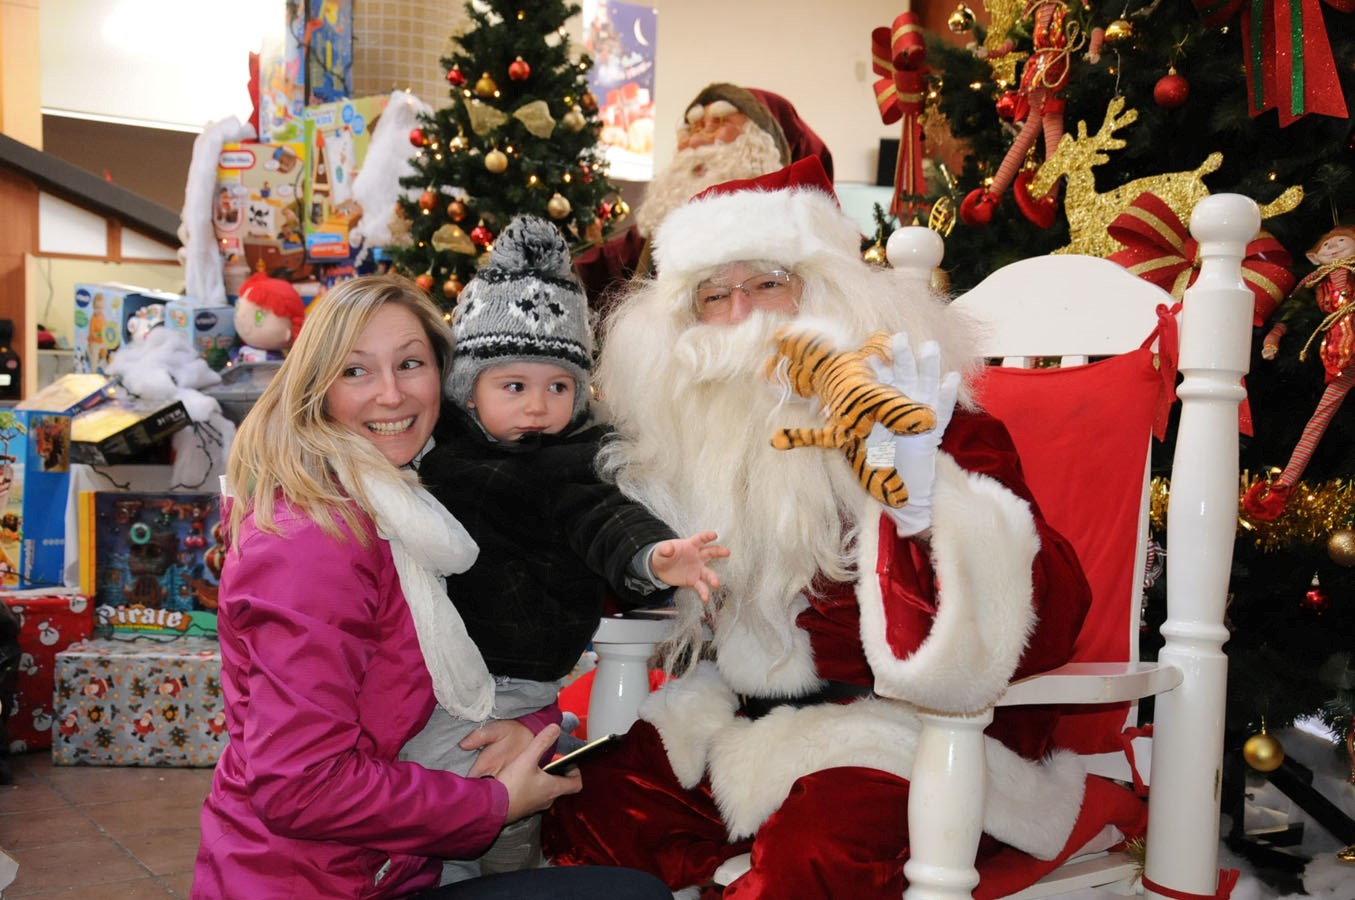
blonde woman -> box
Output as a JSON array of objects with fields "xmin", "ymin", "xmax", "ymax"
[{"xmin": 192, "ymin": 275, "xmax": 669, "ymax": 900}]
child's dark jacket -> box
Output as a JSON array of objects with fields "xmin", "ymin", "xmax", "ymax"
[{"xmin": 419, "ymin": 407, "xmax": 677, "ymax": 681}]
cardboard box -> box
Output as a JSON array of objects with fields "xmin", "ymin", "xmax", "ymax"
[
  {"xmin": 164, "ymin": 301, "xmax": 237, "ymax": 371},
  {"xmin": 16, "ymin": 373, "xmax": 113, "ymax": 417},
  {"xmin": 72, "ymin": 285, "xmax": 180, "ymax": 374},
  {"xmin": 303, "ymin": 94, "xmax": 389, "ymax": 262},
  {"xmin": 52, "ymin": 638, "xmax": 227, "ymax": 767},
  {"xmin": 1, "ymin": 590, "xmax": 94, "ymax": 751},
  {"xmin": 89, "ymin": 492, "xmax": 220, "ymax": 640},
  {"xmin": 0, "ymin": 410, "xmax": 71, "ymax": 589},
  {"xmin": 70, "ymin": 397, "xmax": 188, "ymax": 466},
  {"xmin": 214, "ymin": 141, "xmax": 308, "ymax": 279}
]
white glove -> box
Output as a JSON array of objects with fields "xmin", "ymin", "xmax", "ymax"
[{"xmin": 865, "ymin": 334, "xmax": 961, "ymax": 537}]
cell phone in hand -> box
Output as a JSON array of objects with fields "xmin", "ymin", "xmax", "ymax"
[{"xmin": 542, "ymin": 732, "xmax": 622, "ymax": 774}]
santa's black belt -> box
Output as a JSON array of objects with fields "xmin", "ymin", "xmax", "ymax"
[{"xmin": 737, "ymin": 681, "xmax": 875, "ymax": 720}]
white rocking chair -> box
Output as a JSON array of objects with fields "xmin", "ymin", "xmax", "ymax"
[{"xmin": 591, "ymin": 193, "xmax": 1256, "ymax": 900}]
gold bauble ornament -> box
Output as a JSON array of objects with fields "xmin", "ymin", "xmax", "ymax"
[
  {"xmin": 1243, "ymin": 731, "xmax": 1285, "ymax": 773},
  {"xmin": 1328, "ymin": 528, "xmax": 1355, "ymax": 567},
  {"xmin": 475, "ymin": 72, "xmax": 498, "ymax": 98},
  {"xmin": 547, "ymin": 193, "xmax": 572, "ymax": 219},
  {"xmin": 561, "ymin": 105, "xmax": 586, "ymax": 132},
  {"xmin": 1103, "ymin": 19, "xmax": 1134, "ymax": 44},
  {"xmin": 863, "ymin": 242, "xmax": 888, "ymax": 266},
  {"xmin": 442, "ymin": 276, "xmax": 464, "ymax": 299},
  {"xmin": 947, "ymin": 4, "xmax": 976, "ymax": 33},
  {"xmin": 610, "ymin": 199, "xmax": 631, "ymax": 220},
  {"xmin": 449, "ymin": 134, "xmax": 469, "ymax": 153},
  {"xmin": 484, "ymin": 149, "xmax": 509, "ymax": 174}
]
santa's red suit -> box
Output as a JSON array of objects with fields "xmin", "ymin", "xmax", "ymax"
[
  {"xmin": 543, "ymin": 411, "xmax": 1147, "ymax": 898},
  {"xmin": 542, "ymin": 158, "xmax": 1147, "ymax": 897}
]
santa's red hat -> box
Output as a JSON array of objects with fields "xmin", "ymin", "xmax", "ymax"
[{"xmin": 652, "ymin": 156, "xmax": 860, "ymax": 281}]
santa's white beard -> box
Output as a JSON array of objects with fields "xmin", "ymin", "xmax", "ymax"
[
  {"xmin": 633, "ymin": 127, "xmax": 785, "ymax": 238},
  {"xmin": 597, "ymin": 308, "xmax": 862, "ymax": 672}
]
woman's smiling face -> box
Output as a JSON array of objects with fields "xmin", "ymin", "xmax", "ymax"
[{"xmin": 324, "ymin": 303, "xmax": 442, "ymax": 466}]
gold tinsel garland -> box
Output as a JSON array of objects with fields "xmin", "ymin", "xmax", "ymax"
[{"xmin": 1149, "ymin": 474, "xmax": 1355, "ymax": 552}]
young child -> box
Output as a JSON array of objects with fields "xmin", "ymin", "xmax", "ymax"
[{"xmin": 407, "ymin": 216, "xmax": 728, "ymax": 884}]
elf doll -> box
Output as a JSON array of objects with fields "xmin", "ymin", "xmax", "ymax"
[
  {"xmin": 233, "ymin": 273, "xmax": 306, "ymax": 364},
  {"xmin": 1246, "ymin": 225, "xmax": 1355, "ymax": 519},
  {"xmin": 961, "ymin": 0, "xmax": 1104, "ymax": 227}
]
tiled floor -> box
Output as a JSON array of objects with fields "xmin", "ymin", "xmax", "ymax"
[{"xmin": 0, "ymin": 752, "xmax": 212, "ymax": 898}]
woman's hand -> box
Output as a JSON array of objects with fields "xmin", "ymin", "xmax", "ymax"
[{"xmin": 492, "ymin": 724, "xmax": 583, "ymax": 824}]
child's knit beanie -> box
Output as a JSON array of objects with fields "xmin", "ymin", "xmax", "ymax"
[{"xmin": 447, "ymin": 215, "xmax": 592, "ymax": 418}]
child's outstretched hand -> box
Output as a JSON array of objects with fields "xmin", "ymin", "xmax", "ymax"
[{"xmin": 649, "ymin": 531, "xmax": 729, "ymax": 602}]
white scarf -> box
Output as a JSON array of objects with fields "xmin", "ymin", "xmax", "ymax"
[{"xmin": 344, "ymin": 469, "xmax": 494, "ymax": 720}]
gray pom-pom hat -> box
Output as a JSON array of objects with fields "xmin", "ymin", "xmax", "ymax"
[{"xmin": 447, "ymin": 216, "xmax": 593, "ymax": 420}]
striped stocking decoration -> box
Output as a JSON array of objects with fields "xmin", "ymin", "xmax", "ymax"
[{"xmin": 1243, "ymin": 368, "xmax": 1355, "ymax": 520}]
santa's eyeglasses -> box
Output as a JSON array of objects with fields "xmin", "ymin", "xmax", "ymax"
[{"xmin": 693, "ymin": 270, "xmax": 799, "ymax": 319}]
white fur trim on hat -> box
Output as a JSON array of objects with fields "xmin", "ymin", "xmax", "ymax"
[{"xmin": 652, "ymin": 186, "xmax": 861, "ymax": 283}]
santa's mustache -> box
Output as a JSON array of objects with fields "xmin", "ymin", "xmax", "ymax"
[{"xmin": 670, "ymin": 311, "xmax": 789, "ymax": 385}]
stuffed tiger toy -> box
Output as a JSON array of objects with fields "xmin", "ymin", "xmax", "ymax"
[{"xmin": 766, "ymin": 326, "xmax": 937, "ymax": 508}]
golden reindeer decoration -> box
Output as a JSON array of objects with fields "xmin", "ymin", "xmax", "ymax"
[{"xmin": 1025, "ymin": 95, "xmax": 1303, "ymax": 257}]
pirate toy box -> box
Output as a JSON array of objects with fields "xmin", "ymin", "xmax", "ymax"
[
  {"xmin": 88, "ymin": 492, "xmax": 222, "ymax": 640},
  {"xmin": 214, "ymin": 140, "xmax": 308, "ymax": 279}
]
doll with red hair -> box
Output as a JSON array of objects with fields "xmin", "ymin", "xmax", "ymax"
[{"xmin": 233, "ymin": 273, "xmax": 306, "ymax": 363}]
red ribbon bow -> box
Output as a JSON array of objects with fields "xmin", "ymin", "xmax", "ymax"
[
  {"xmin": 1108, "ymin": 191, "xmax": 1295, "ymax": 327},
  {"xmin": 1192, "ymin": 0, "xmax": 1354, "ymax": 126},
  {"xmin": 871, "ymin": 12, "xmax": 928, "ymax": 219}
]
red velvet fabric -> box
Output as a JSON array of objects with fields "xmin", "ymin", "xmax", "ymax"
[{"xmin": 542, "ymin": 721, "xmax": 1147, "ymax": 899}]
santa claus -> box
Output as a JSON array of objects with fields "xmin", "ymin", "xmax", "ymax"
[
  {"xmin": 542, "ymin": 157, "xmax": 1147, "ymax": 897},
  {"xmin": 575, "ymin": 83, "xmax": 833, "ymax": 313}
]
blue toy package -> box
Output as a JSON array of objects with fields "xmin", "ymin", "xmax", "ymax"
[
  {"xmin": 0, "ymin": 409, "xmax": 72, "ymax": 588},
  {"xmin": 90, "ymin": 492, "xmax": 222, "ymax": 639}
]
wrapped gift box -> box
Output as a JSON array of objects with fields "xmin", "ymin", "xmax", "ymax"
[
  {"xmin": 2, "ymin": 590, "xmax": 94, "ymax": 752},
  {"xmin": 52, "ymin": 638, "xmax": 226, "ymax": 767}
]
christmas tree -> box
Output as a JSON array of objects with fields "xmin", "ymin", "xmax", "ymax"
[
  {"xmin": 923, "ymin": 0, "xmax": 1355, "ymax": 763},
  {"xmin": 385, "ymin": 0, "xmax": 618, "ymax": 312}
]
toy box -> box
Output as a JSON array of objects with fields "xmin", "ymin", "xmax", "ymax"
[
  {"xmin": 72, "ymin": 284, "xmax": 179, "ymax": 374},
  {"xmin": 52, "ymin": 638, "xmax": 226, "ymax": 766},
  {"xmin": 214, "ymin": 141, "xmax": 308, "ymax": 279},
  {"xmin": 303, "ymin": 94, "xmax": 389, "ymax": 261},
  {"xmin": 164, "ymin": 301, "xmax": 237, "ymax": 371},
  {"xmin": 1, "ymin": 590, "xmax": 94, "ymax": 751},
  {"xmin": 88, "ymin": 492, "xmax": 221, "ymax": 640},
  {"xmin": 16, "ymin": 373, "xmax": 113, "ymax": 417},
  {"xmin": 70, "ymin": 396, "xmax": 189, "ymax": 466},
  {"xmin": 0, "ymin": 409, "xmax": 71, "ymax": 589}
]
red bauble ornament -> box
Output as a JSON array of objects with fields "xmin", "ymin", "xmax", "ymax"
[
  {"xmin": 414, "ymin": 273, "xmax": 435, "ymax": 292},
  {"xmin": 995, "ymin": 91, "xmax": 1021, "ymax": 122},
  {"xmin": 418, "ymin": 190, "xmax": 438, "ymax": 211},
  {"xmin": 447, "ymin": 66, "xmax": 466, "ymax": 87},
  {"xmin": 597, "ymin": 201, "xmax": 612, "ymax": 220},
  {"xmin": 508, "ymin": 56, "xmax": 531, "ymax": 81},
  {"xmin": 1302, "ymin": 574, "xmax": 1330, "ymax": 612},
  {"xmin": 470, "ymin": 225, "xmax": 494, "ymax": 247},
  {"xmin": 409, "ymin": 128, "xmax": 425, "ymax": 147},
  {"xmin": 1154, "ymin": 69, "xmax": 1190, "ymax": 109}
]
